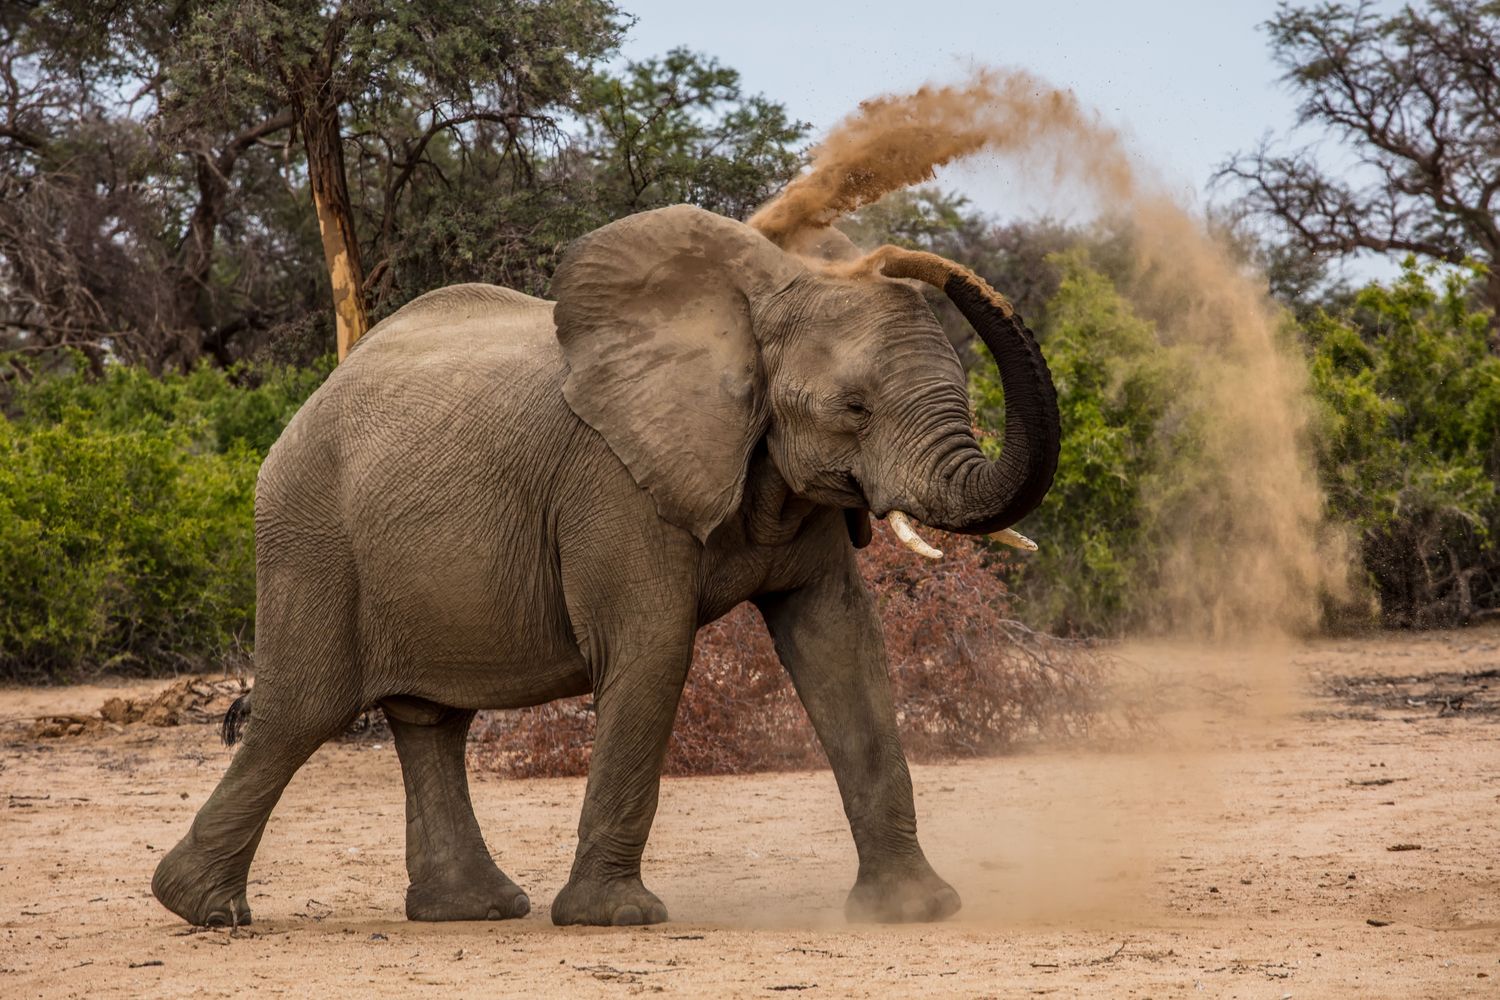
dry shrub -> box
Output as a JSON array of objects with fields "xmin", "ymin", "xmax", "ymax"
[{"xmin": 470, "ymin": 522, "xmax": 1111, "ymax": 778}]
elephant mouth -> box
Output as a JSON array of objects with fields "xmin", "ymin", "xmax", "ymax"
[
  {"xmin": 837, "ymin": 473, "xmax": 945, "ymax": 558},
  {"xmin": 835, "ymin": 469, "xmax": 871, "ymax": 510}
]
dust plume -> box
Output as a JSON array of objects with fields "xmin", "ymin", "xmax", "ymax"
[
  {"xmin": 749, "ymin": 71, "xmax": 1357, "ymax": 929},
  {"xmin": 751, "ymin": 68, "xmax": 1351, "ymax": 641},
  {"xmin": 749, "ymin": 72, "xmax": 1135, "ymax": 246}
]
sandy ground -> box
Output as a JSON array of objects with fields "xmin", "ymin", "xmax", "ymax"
[{"xmin": 2, "ymin": 628, "xmax": 1498, "ymax": 998}]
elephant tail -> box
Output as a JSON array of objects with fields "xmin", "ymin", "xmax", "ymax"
[{"xmin": 221, "ymin": 691, "xmax": 252, "ymax": 747}]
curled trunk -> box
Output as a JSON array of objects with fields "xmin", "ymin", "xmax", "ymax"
[
  {"xmin": 869, "ymin": 249, "xmax": 1060, "ymax": 535},
  {"xmin": 931, "ymin": 272, "xmax": 1059, "ymax": 534}
]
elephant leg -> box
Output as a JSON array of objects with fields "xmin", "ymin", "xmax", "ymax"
[
  {"xmin": 382, "ymin": 697, "xmax": 530, "ymax": 921},
  {"xmin": 550, "ymin": 626, "xmax": 694, "ymax": 927},
  {"xmin": 154, "ymin": 548, "xmax": 363, "ymax": 928},
  {"xmin": 754, "ymin": 538, "xmax": 961, "ymax": 924},
  {"xmin": 151, "ymin": 694, "xmax": 358, "ymax": 927}
]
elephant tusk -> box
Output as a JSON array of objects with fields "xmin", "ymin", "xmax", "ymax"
[
  {"xmin": 991, "ymin": 527, "xmax": 1038, "ymax": 552},
  {"xmin": 888, "ymin": 510, "xmax": 943, "ymax": 560}
]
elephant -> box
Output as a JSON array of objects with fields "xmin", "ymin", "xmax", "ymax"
[{"xmin": 150, "ymin": 203, "xmax": 1060, "ymax": 929}]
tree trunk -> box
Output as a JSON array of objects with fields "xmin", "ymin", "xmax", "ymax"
[
  {"xmin": 1485, "ymin": 263, "xmax": 1500, "ymax": 349},
  {"xmin": 291, "ymin": 79, "xmax": 367, "ymax": 361},
  {"xmin": 176, "ymin": 112, "xmax": 295, "ymax": 369}
]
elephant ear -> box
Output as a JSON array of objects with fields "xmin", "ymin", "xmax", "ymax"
[{"xmin": 551, "ymin": 205, "xmax": 802, "ymax": 542}]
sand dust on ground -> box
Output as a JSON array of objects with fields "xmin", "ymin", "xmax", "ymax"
[{"xmin": 2, "ymin": 628, "xmax": 1497, "ymax": 998}]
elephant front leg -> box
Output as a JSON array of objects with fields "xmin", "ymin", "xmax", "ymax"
[
  {"xmin": 755, "ymin": 547, "xmax": 961, "ymax": 924},
  {"xmin": 551, "ymin": 630, "xmax": 694, "ymax": 927}
]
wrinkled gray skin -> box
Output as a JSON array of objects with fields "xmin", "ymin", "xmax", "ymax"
[{"xmin": 151, "ymin": 205, "xmax": 1058, "ymax": 928}]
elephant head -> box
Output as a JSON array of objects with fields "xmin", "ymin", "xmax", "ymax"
[{"xmin": 550, "ymin": 205, "xmax": 1059, "ymax": 553}]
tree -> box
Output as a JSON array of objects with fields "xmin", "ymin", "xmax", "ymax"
[
  {"xmin": 2, "ymin": 4, "xmax": 806, "ymax": 370},
  {"xmin": 0, "ymin": 1, "xmax": 317, "ymax": 373},
  {"xmin": 1220, "ymin": 1, "xmax": 1500, "ymax": 318},
  {"xmin": 578, "ymin": 48, "xmax": 807, "ymax": 221},
  {"xmin": 370, "ymin": 49, "xmax": 807, "ymax": 309},
  {"xmin": 166, "ymin": 0, "xmax": 625, "ymax": 359}
]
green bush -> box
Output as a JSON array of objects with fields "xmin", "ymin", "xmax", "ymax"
[
  {"xmin": 1306, "ymin": 261, "xmax": 1500, "ymax": 626},
  {"xmin": 7, "ymin": 356, "xmax": 333, "ymax": 454},
  {"xmin": 973, "ymin": 254, "xmax": 1500, "ymax": 633},
  {"xmin": 0, "ymin": 358, "xmax": 329, "ymax": 681},
  {"xmin": 2, "ymin": 257, "xmax": 1495, "ymax": 683},
  {"xmin": 972, "ymin": 252, "xmax": 1192, "ymax": 634}
]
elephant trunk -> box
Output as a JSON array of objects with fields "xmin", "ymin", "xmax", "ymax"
[{"xmin": 869, "ymin": 249, "xmax": 1060, "ymax": 539}]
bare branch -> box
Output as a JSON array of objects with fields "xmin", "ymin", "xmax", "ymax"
[{"xmin": 1222, "ymin": 0, "xmax": 1500, "ymax": 311}]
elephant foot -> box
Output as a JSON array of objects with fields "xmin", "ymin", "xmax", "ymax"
[
  {"xmin": 406, "ymin": 861, "xmax": 531, "ymax": 921},
  {"xmin": 845, "ymin": 861, "xmax": 962, "ymax": 924},
  {"xmin": 550, "ymin": 874, "xmax": 668, "ymax": 926},
  {"xmin": 151, "ymin": 834, "xmax": 253, "ymax": 928}
]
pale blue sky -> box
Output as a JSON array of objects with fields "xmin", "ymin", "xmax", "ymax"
[{"xmin": 616, "ymin": 1, "xmax": 1306, "ymax": 220}]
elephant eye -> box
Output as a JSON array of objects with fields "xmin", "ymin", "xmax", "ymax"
[{"xmin": 833, "ymin": 389, "xmax": 871, "ymax": 424}]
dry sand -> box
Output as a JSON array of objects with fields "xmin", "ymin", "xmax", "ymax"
[{"xmin": 2, "ymin": 627, "xmax": 1497, "ymax": 998}]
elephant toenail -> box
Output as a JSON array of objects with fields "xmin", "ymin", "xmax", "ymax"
[
  {"xmin": 511, "ymin": 895, "xmax": 531, "ymax": 918},
  {"xmin": 611, "ymin": 904, "xmax": 644, "ymax": 926},
  {"xmin": 486, "ymin": 907, "xmax": 501, "ymax": 920},
  {"xmin": 205, "ymin": 912, "xmax": 228, "ymax": 928}
]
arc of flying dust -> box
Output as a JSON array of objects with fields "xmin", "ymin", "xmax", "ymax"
[{"xmin": 745, "ymin": 75, "xmax": 1062, "ymax": 562}]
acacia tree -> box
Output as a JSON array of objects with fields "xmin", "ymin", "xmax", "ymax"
[
  {"xmin": 3, "ymin": 3, "xmax": 807, "ymax": 370},
  {"xmin": 579, "ymin": 48, "xmax": 807, "ymax": 220},
  {"xmin": 1221, "ymin": 1, "xmax": 1500, "ymax": 317},
  {"xmin": 168, "ymin": 0, "xmax": 624, "ymax": 359},
  {"xmin": 0, "ymin": 1, "xmax": 314, "ymax": 372},
  {"xmin": 372, "ymin": 48, "xmax": 807, "ymax": 309}
]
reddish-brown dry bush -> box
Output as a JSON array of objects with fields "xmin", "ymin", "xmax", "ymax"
[{"xmin": 470, "ymin": 522, "xmax": 1111, "ymax": 778}]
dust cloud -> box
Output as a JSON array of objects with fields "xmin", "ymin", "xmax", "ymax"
[
  {"xmin": 750, "ymin": 69, "xmax": 1356, "ymax": 927},
  {"xmin": 751, "ymin": 68, "xmax": 1350, "ymax": 642}
]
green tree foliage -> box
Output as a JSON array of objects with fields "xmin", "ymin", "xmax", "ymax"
[
  {"xmin": 1, "ymin": 3, "xmax": 803, "ymax": 369},
  {"xmin": 165, "ymin": 0, "xmax": 629, "ymax": 354},
  {"xmin": 382, "ymin": 48, "xmax": 806, "ymax": 303},
  {"xmin": 579, "ymin": 48, "xmax": 807, "ymax": 219},
  {"xmin": 1307, "ymin": 260, "xmax": 1500, "ymax": 624}
]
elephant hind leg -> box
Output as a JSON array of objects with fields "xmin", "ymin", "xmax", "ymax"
[
  {"xmin": 383, "ymin": 697, "xmax": 530, "ymax": 921},
  {"xmin": 151, "ymin": 690, "xmax": 360, "ymax": 927},
  {"xmin": 151, "ymin": 503, "xmax": 369, "ymax": 927}
]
